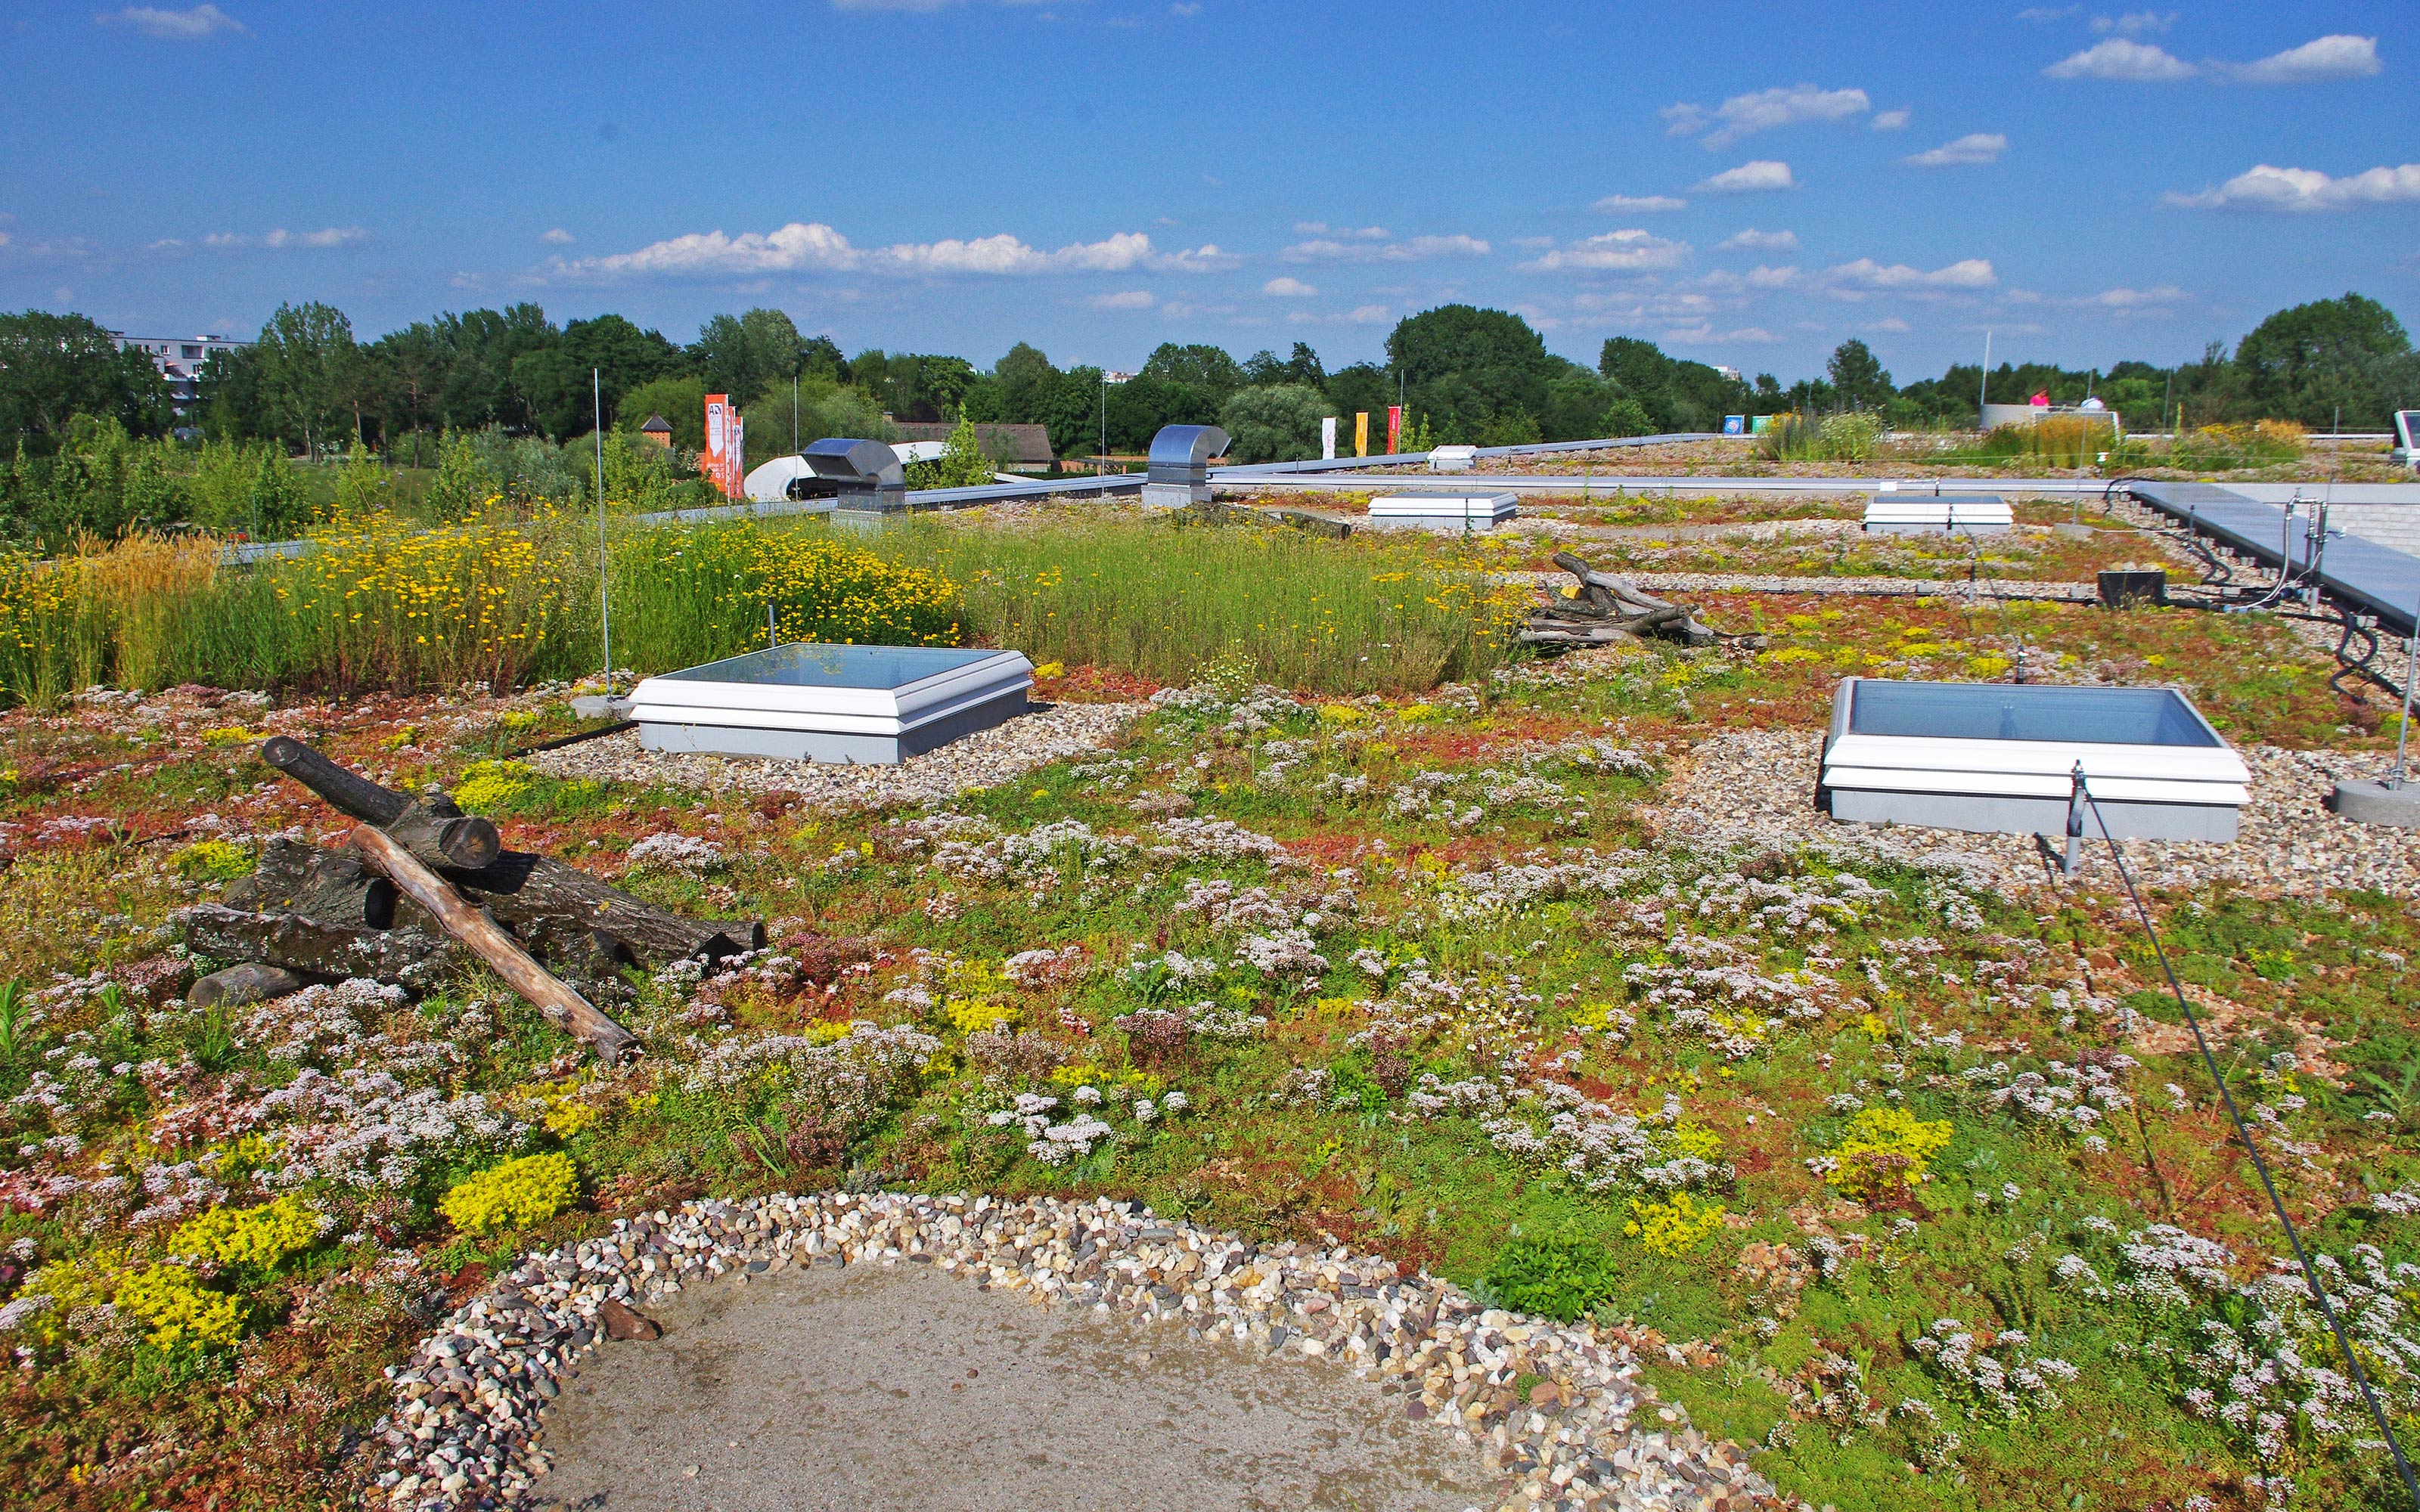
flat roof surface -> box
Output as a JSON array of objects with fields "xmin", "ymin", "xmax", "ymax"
[
  {"xmin": 658, "ymin": 643, "xmax": 1004, "ymax": 690},
  {"xmin": 1848, "ymin": 680, "xmax": 2219, "ymax": 747}
]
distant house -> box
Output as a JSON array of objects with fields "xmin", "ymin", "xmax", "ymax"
[
  {"xmin": 889, "ymin": 420, "xmax": 1055, "ymax": 473},
  {"xmin": 638, "ymin": 414, "xmax": 674, "ymax": 449},
  {"xmin": 110, "ymin": 331, "xmax": 249, "ymax": 418}
]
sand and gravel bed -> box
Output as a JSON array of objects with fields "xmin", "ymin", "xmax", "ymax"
[{"xmin": 526, "ymin": 702, "xmax": 1148, "ymax": 807}]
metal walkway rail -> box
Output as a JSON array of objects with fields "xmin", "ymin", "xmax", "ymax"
[{"xmin": 2127, "ymin": 479, "xmax": 2420, "ymax": 636}]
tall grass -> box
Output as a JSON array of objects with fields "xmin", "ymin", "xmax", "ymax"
[
  {"xmin": 0, "ymin": 507, "xmax": 1522, "ymax": 706},
  {"xmin": 0, "ymin": 534, "xmax": 223, "ymax": 706},
  {"xmin": 870, "ymin": 512, "xmax": 1529, "ymax": 693},
  {"xmin": 1755, "ymin": 411, "xmax": 1882, "ymax": 463},
  {"xmin": 603, "ymin": 521, "xmax": 961, "ymax": 673}
]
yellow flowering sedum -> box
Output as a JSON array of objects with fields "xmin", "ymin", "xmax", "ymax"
[
  {"xmin": 542, "ymin": 1101, "xmax": 603, "ymax": 1137},
  {"xmin": 439, "ymin": 1152, "xmax": 580, "ymax": 1235},
  {"xmin": 171, "ymin": 838, "xmax": 253, "ymax": 881},
  {"xmin": 1823, "ymin": 1106, "xmax": 1955, "ymax": 1204},
  {"xmin": 1624, "ymin": 1192, "xmax": 1730, "ymax": 1257},
  {"xmin": 450, "ymin": 759, "xmax": 535, "ymax": 812},
  {"xmin": 169, "ymin": 1195, "xmax": 321, "ymax": 1268},
  {"xmin": 114, "ymin": 1263, "xmax": 246, "ymax": 1352}
]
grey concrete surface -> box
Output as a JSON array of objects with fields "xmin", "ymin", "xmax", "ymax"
[{"xmin": 533, "ymin": 1259, "xmax": 1508, "ymax": 1512}]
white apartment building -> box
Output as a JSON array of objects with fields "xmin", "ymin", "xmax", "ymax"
[{"xmin": 111, "ymin": 332, "xmax": 250, "ymax": 414}]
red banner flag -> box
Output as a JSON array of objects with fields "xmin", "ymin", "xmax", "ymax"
[
  {"xmin": 1386, "ymin": 404, "xmax": 1402, "ymax": 455},
  {"xmin": 703, "ymin": 394, "xmax": 745, "ymax": 499}
]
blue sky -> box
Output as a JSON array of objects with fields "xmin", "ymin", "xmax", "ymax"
[{"xmin": 1, "ymin": 1, "xmax": 2414, "ymax": 383}]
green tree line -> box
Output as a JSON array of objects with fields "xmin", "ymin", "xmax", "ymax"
[{"xmin": 4, "ymin": 289, "xmax": 2412, "ymax": 531}]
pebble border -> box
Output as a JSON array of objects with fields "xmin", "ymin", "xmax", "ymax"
[{"xmin": 372, "ymin": 1192, "xmax": 1782, "ymax": 1512}]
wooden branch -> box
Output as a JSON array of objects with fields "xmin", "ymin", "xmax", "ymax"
[
  {"xmin": 262, "ymin": 734, "xmax": 499, "ymax": 869},
  {"xmin": 442, "ymin": 853, "xmax": 761, "ymax": 961},
  {"xmin": 256, "ymin": 739, "xmax": 763, "ymax": 962},
  {"xmin": 346, "ymin": 826, "xmax": 640, "ymax": 1064}
]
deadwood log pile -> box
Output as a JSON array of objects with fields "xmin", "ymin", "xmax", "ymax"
[
  {"xmin": 1520, "ymin": 551, "xmax": 1761, "ymax": 652},
  {"xmin": 179, "ymin": 737, "xmax": 766, "ymax": 1061}
]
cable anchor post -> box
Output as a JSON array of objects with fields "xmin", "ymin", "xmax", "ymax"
[{"xmin": 2064, "ymin": 762, "xmax": 2087, "ymax": 877}]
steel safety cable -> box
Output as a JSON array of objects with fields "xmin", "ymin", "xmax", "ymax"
[{"xmin": 2071, "ymin": 766, "xmax": 2420, "ymax": 1509}]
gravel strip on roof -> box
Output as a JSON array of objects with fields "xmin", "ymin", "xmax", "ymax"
[
  {"xmin": 1649, "ymin": 727, "xmax": 2420, "ymax": 899},
  {"xmin": 525, "ymin": 702, "xmax": 1148, "ymax": 808}
]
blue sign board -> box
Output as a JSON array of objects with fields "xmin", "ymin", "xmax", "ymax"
[{"xmin": 1723, "ymin": 414, "xmax": 1746, "ymax": 436}]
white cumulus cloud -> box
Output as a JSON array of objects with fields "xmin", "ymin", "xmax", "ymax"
[
  {"xmin": 540, "ymin": 228, "xmax": 575, "ymax": 245},
  {"xmin": 2088, "ymin": 284, "xmax": 2188, "ymax": 307},
  {"xmin": 1662, "ymin": 84, "xmax": 1869, "ymax": 149},
  {"xmin": 1288, "ymin": 305, "xmax": 1391, "ymax": 326},
  {"xmin": 1292, "ymin": 222, "xmax": 1387, "ymax": 239},
  {"xmin": 1087, "ymin": 290, "xmax": 1156, "ymax": 309},
  {"xmin": 1261, "ymin": 276, "xmax": 1317, "ymax": 297},
  {"xmin": 1824, "ymin": 257, "xmax": 1996, "ymax": 293},
  {"xmin": 99, "ymin": 4, "xmax": 244, "ymax": 38},
  {"xmin": 2091, "ymin": 11, "xmax": 2175, "ymax": 36},
  {"xmin": 1718, "ymin": 228, "xmax": 1798, "ymax": 252},
  {"xmin": 2045, "ymin": 38, "xmax": 2196, "ymax": 79},
  {"xmin": 1593, "ymin": 194, "xmax": 1687, "ymax": 213},
  {"xmin": 1279, "ymin": 232, "xmax": 1489, "ymax": 263},
  {"xmin": 549, "ymin": 222, "xmax": 1226, "ymax": 280},
  {"xmin": 1870, "ymin": 108, "xmax": 1912, "ymax": 130},
  {"xmin": 204, "ymin": 226, "xmax": 365, "ymax": 250},
  {"xmin": 1693, "ymin": 160, "xmax": 1795, "ymax": 194},
  {"xmin": 1520, "ymin": 229, "xmax": 1690, "ymax": 273},
  {"xmin": 2161, "ymin": 162, "xmax": 2420, "ymax": 212},
  {"xmin": 2220, "ymin": 35, "xmax": 2382, "ymax": 84},
  {"xmin": 1903, "ymin": 133, "xmax": 2008, "ymax": 168},
  {"xmin": 1661, "ymin": 324, "xmax": 1780, "ymax": 345}
]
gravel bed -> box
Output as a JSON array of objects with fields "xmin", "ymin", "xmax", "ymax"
[
  {"xmin": 371, "ymin": 1192, "xmax": 1781, "ymax": 1512},
  {"xmin": 1503, "ymin": 571, "xmax": 2090, "ymax": 603},
  {"xmin": 1650, "ymin": 727, "xmax": 2420, "ymax": 899},
  {"xmin": 524, "ymin": 702, "xmax": 1147, "ymax": 807},
  {"xmin": 1627, "ymin": 572, "xmax": 2094, "ymax": 602}
]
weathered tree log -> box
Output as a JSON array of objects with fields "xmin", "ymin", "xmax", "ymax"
[
  {"xmin": 261, "ymin": 737, "xmax": 501, "ymax": 870},
  {"xmin": 226, "ymin": 837, "xmax": 438, "ymax": 934},
  {"xmin": 181, "ymin": 903, "xmax": 458, "ymax": 993},
  {"xmin": 256, "ymin": 739, "xmax": 763, "ymax": 962},
  {"xmin": 348, "ymin": 826, "xmax": 640, "ymax": 1064},
  {"xmin": 1531, "ymin": 551, "xmax": 1723, "ymax": 649}
]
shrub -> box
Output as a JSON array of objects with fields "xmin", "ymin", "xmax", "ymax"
[
  {"xmin": 1481, "ymin": 1236, "xmax": 1621, "ymax": 1321},
  {"xmin": 1218, "ymin": 384, "xmax": 1336, "ymax": 465},
  {"xmin": 1603, "ymin": 396, "xmax": 1656, "ymax": 438},
  {"xmin": 1817, "ymin": 411, "xmax": 1883, "ymax": 462},
  {"xmin": 904, "ymin": 411, "xmax": 997, "ymax": 490},
  {"xmin": 439, "ymin": 1151, "xmax": 579, "ymax": 1235}
]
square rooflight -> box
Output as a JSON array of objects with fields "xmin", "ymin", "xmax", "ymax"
[
  {"xmin": 629, "ymin": 643, "xmax": 1032, "ymax": 765},
  {"xmin": 1819, "ymin": 677, "xmax": 2249, "ymax": 841}
]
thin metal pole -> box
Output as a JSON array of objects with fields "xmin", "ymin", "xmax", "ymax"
[
  {"xmin": 2393, "ymin": 593, "xmax": 2418, "ymax": 789},
  {"xmin": 1977, "ymin": 329, "xmax": 1991, "ymax": 423},
  {"xmin": 594, "ymin": 369, "xmax": 611, "ymax": 689}
]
